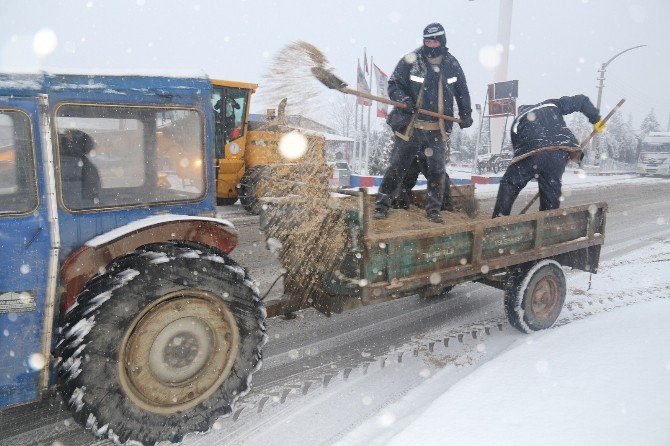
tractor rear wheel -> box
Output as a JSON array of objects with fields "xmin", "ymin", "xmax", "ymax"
[
  {"xmin": 56, "ymin": 241, "xmax": 266, "ymax": 445},
  {"xmin": 504, "ymin": 260, "xmax": 566, "ymax": 333}
]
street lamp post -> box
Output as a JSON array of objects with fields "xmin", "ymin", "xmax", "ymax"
[{"xmin": 591, "ymin": 44, "xmax": 646, "ymax": 164}]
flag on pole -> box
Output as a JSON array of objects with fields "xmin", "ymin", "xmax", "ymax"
[
  {"xmin": 357, "ymin": 61, "xmax": 371, "ymax": 106},
  {"xmin": 373, "ymin": 64, "xmax": 389, "ymax": 118},
  {"xmin": 364, "ymin": 48, "xmax": 369, "ymax": 74}
]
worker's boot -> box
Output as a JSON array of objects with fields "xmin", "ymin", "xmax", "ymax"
[
  {"xmin": 373, "ymin": 207, "xmax": 389, "ymax": 220},
  {"xmin": 426, "ymin": 210, "xmax": 444, "ymax": 223}
]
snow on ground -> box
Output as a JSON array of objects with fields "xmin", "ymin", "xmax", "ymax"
[
  {"xmin": 359, "ymin": 169, "xmax": 668, "ymax": 198},
  {"xmin": 471, "ymin": 170, "xmax": 666, "ymax": 199},
  {"xmin": 337, "ymin": 237, "xmax": 670, "ymax": 446}
]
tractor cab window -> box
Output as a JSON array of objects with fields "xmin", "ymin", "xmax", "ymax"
[
  {"xmin": 0, "ymin": 110, "xmax": 37, "ymax": 215},
  {"xmin": 55, "ymin": 104, "xmax": 205, "ymax": 211},
  {"xmin": 212, "ymin": 86, "xmax": 247, "ymax": 156}
]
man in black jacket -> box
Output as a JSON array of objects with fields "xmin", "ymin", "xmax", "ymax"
[
  {"xmin": 373, "ymin": 22, "xmax": 472, "ymax": 223},
  {"xmin": 492, "ymin": 94, "xmax": 604, "ymax": 217}
]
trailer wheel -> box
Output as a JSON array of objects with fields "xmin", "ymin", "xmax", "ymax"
[
  {"xmin": 56, "ymin": 241, "xmax": 266, "ymax": 445},
  {"xmin": 238, "ymin": 166, "xmax": 269, "ymax": 214},
  {"xmin": 492, "ymin": 160, "xmax": 501, "ymax": 174},
  {"xmin": 504, "ymin": 260, "xmax": 566, "ymax": 333}
]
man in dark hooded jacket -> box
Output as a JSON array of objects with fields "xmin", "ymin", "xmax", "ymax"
[
  {"xmin": 373, "ymin": 22, "xmax": 472, "ymax": 223},
  {"xmin": 492, "ymin": 94, "xmax": 604, "ymax": 217}
]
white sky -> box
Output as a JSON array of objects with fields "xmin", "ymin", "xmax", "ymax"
[{"xmin": 1, "ymin": 0, "xmax": 668, "ymax": 130}]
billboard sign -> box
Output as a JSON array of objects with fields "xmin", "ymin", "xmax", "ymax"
[{"xmin": 487, "ymin": 80, "xmax": 518, "ymax": 117}]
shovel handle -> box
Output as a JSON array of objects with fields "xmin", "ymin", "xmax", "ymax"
[{"xmin": 341, "ymin": 87, "xmax": 462, "ymax": 124}]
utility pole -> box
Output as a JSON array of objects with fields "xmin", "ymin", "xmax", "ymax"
[{"xmin": 590, "ymin": 44, "xmax": 646, "ymax": 163}]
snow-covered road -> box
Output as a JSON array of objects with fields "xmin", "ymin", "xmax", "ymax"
[
  {"xmin": 1, "ymin": 176, "xmax": 669, "ymax": 446},
  {"xmin": 337, "ymin": 236, "xmax": 670, "ymax": 446}
]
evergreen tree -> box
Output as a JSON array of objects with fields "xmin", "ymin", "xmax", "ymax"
[
  {"xmin": 459, "ymin": 131, "xmax": 475, "ymax": 161},
  {"xmin": 367, "ymin": 127, "xmax": 394, "ymax": 176},
  {"xmin": 568, "ymin": 113, "xmax": 591, "ymax": 142},
  {"xmin": 640, "ymin": 108, "xmax": 661, "ymax": 136},
  {"xmin": 622, "ymin": 114, "xmax": 639, "ymax": 163},
  {"xmin": 606, "ymin": 112, "xmax": 626, "ymax": 160}
]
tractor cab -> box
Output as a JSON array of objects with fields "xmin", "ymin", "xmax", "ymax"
[{"xmin": 0, "ymin": 73, "xmax": 265, "ymax": 445}]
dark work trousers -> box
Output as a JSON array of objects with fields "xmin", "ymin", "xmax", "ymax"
[
  {"xmin": 492, "ymin": 150, "xmax": 569, "ymax": 217},
  {"xmin": 393, "ymin": 153, "xmax": 453, "ymax": 211},
  {"xmin": 376, "ymin": 129, "xmax": 447, "ymax": 214}
]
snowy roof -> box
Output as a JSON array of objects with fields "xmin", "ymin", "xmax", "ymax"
[
  {"xmin": 0, "ymin": 72, "xmax": 211, "ymax": 97},
  {"xmin": 286, "ymin": 125, "xmax": 355, "ymax": 143},
  {"xmin": 248, "ymin": 113, "xmax": 354, "ymax": 142},
  {"xmin": 644, "ymin": 132, "xmax": 670, "ymax": 144}
]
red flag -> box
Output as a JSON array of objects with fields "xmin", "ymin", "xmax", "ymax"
[
  {"xmin": 374, "ymin": 64, "xmax": 389, "ymax": 118},
  {"xmin": 357, "ymin": 61, "xmax": 371, "ymax": 106},
  {"xmin": 364, "ymin": 48, "xmax": 369, "ymax": 74}
]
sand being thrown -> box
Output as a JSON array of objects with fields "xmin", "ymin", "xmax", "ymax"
[
  {"xmin": 258, "ymin": 41, "xmax": 353, "ymax": 311},
  {"xmin": 260, "ymin": 41, "xmax": 335, "ymax": 118}
]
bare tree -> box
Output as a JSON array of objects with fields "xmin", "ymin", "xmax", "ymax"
[{"xmin": 328, "ymin": 95, "xmax": 356, "ymax": 137}]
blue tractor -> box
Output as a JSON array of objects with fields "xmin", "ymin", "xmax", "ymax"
[{"xmin": 0, "ymin": 73, "xmax": 266, "ymax": 444}]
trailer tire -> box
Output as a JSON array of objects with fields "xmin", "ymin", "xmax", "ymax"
[
  {"xmin": 504, "ymin": 260, "xmax": 566, "ymax": 333},
  {"xmin": 56, "ymin": 241, "xmax": 266, "ymax": 445},
  {"xmin": 238, "ymin": 166, "xmax": 269, "ymax": 214},
  {"xmin": 492, "ymin": 160, "xmax": 502, "ymax": 174}
]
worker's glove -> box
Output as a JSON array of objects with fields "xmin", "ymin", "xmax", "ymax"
[
  {"xmin": 594, "ymin": 119, "xmax": 606, "ymax": 133},
  {"xmin": 401, "ymin": 97, "xmax": 418, "ymax": 114},
  {"xmin": 459, "ymin": 115, "xmax": 474, "ymax": 129}
]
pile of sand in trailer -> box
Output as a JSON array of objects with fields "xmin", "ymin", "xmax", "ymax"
[{"xmin": 368, "ymin": 204, "xmax": 483, "ymax": 235}]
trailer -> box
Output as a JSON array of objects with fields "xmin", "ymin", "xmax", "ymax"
[{"xmin": 260, "ymin": 186, "xmax": 607, "ymax": 332}]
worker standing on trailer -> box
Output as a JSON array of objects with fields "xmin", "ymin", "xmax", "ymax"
[
  {"xmin": 492, "ymin": 94, "xmax": 604, "ymax": 217},
  {"xmin": 373, "ymin": 22, "xmax": 472, "ymax": 223}
]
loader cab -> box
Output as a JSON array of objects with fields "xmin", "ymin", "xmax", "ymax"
[
  {"xmin": 210, "ymin": 79, "xmax": 256, "ymax": 203},
  {"xmin": 210, "ymin": 80, "xmax": 255, "ymax": 158}
]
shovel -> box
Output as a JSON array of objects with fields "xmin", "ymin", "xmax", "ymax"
[
  {"xmin": 312, "ymin": 66, "xmax": 462, "ymax": 124},
  {"xmin": 519, "ymin": 98, "xmax": 626, "ymax": 214}
]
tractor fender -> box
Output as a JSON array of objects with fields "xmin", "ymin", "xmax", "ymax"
[{"xmin": 60, "ymin": 215, "xmax": 238, "ymax": 311}]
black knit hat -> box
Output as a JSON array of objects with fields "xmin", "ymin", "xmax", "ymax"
[{"xmin": 423, "ymin": 23, "xmax": 446, "ymax": 47}]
